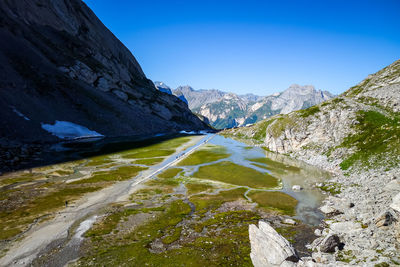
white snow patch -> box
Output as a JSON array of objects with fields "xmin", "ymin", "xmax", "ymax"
[
  {"xmin": 179, "ymin": 130, "xmax": 197, "ymax": 135},
  {"xmin": 10, "ymin": 106, "xmax": 30, "ymax": 121},
  {"xmin": 74, "ymin": 216, "xmax": 98, "ymax": 240},
  {"xmin": 41, "ymin": 120, "xmax": 103, "ymax": 139}
]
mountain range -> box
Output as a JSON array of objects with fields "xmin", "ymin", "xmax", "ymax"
[{"xmin": 155, "ymin": 82, "xmax": 334, "ymax": 129}]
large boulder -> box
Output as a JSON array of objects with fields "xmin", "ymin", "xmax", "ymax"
[
  {"xmin": 249, "ymin": 221, "xmax": 299, "ymax": 267},
  {"xmin": 319, "ymin": 234, "xmax": 341, "ymax": 253}
]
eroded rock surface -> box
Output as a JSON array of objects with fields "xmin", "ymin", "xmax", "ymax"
[{"xmin": 0, "ymin": 0, "xmax": 208, "ymax": 146}]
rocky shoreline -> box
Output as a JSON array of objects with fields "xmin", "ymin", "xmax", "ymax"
[{"xmin": 250, "ymin": 150, "xmax": 400, "ymax": 266}]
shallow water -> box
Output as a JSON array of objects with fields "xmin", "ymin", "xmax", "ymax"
[{"xmin": 188, "ymin": 134, "xmax": 331, "ymax": 225}]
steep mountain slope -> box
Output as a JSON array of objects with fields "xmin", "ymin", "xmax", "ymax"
[
  {"xmin": 224, "ymin": 59, "xmax": 400, "ymax": 265},
  {"xmin": 195, "ymin": 84, "xmax": 333, "ymax": 129},
  {"xmin": 173, "ymin": 85, "xmax": 226, "ymax": 110},
  {"xmin": 0, "ymin": 0, "xmax": 208, "ymax": 144}
]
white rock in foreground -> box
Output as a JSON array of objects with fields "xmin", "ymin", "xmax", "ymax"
[{"xmin": 249, "ymin": 221, "xmax": 299, "ymax": 267}]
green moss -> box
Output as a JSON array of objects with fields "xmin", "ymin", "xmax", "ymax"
[
  {"xmin": 193, "ymin": 161, "xmax": 280, "ymax": 189},
  {"xmin": 177, "ymin": 145, "xmax": 230, "ymax": 166},
  {"xmin": 319, "ymin": 182, "xmax": 342, "ymax": 195},
  {"xmin": 158, "ymin": 167, "xmax": 183, "ymax": 179},
  {"xmin": 194, "ymin": 210, "xmax": 261, "ymax": 233},
  {"xmin": 162, "ymin": 226, "xmax": 183, "ymax": 244},
  {"xmin": 134, "ymin": 157, "xmax": 165, "ymax": 165},
  {"xmin": 185, "ymin": 182, "xmax": 214, "ymax": 195},
  {"xmin": 374, "ymin": 263, "xmax": 390, "ymax": 267},
  {"xmin": 336, "ymin": 250, "xmax": 356, "ymax": 263},
  {"xmin": 252, "ymin": 119, "xmax": 275, "ymax": 142},
  {"xmin": 80, "ymin": 199, "xmax": 255, "ymax": 266},
  {"xmin": 247, "ymin": 157, "xmax": 300, "ymax": 173},
  {"xmin": 298, "ymin": 105, "xmax": 320, "ymax": 118},
  {"xmin": 0, "ymin": 186, "xmax": 100, "ymax": 240},
  {"xmin": 189, "ymin": 188, "xmax": 247, "ymax": 214},
  {"xmin": 0, "ymin": 173, "xmax": 39, "ymax": 186},
  {"xmin": 269, "ymin": 117, "xmax": 297, "ymax": 138},
  {"xmin": 339, "ymin": 110, "xmax": 400, "ymax": 170},
  {"xmin": 248, "ymin": 191, "xmax": 298, "ymax": 215},
  {"xmin": 85, "ymin": 155, "xmax": 113, "ymax": 167},
  {"xmin": 275, "ymin": 226, "xmax": 297, "ymax": 243},
  {"xmin": 123, "ymin": 149, "xmax": 175, "ymax": 159},
  {"xmin": 72, "ymin": 166, "xmax": 148, "ymax": 184}
]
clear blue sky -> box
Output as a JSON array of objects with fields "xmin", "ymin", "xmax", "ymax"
[{"xmin": 83, "ymin": 0, "xmax": 400, "ymax": 95}]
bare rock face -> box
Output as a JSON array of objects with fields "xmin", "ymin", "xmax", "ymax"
[
  {"xmin": 249, "ymin": 221, "xmax": 299, "ymax": 267},
  {"xmin": 0, "ymin": 0, "xmax": 208, "ymax": 143},
  {"xmin": 319, "ymin": 234, "xmax": 341, "ymax": 253},
  {"xmin": 167, "ymin": 83, "xmax": 333, "ymax": 129}
]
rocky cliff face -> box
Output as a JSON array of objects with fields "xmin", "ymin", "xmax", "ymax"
[
  {"xmin": 161, "ymin": 82, "xmax": 333, "ymax": 129},
  {"xmin": 0, "ymin": 0, "xmax": 208, "ymax": 144},
  {"xmin": 173, "ymin": 85, "xmax": 226, "ymax": 110},
  {"xmin": 225, "ymin": 59, "xmax": 400, "ymax": 265}
]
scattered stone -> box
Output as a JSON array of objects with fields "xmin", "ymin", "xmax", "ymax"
[
  {"xmin": 375, "ymin": 211, "xmax": 397, "ymax": 227},
  {"xmin": 314, "ymin": 229, "xmax": 322, "ymax": 237},
  {"xmin": 349, "ymin": 203, "xmax": 355, "ymax": 208},
  {"xmin": 330, "ymin": 221, "xmax": 361, "ymax": 234},
  {"xmin": 283, "ymin": 218, "xmax": 297, "ymax": 225},
  {"xmin": 320, "ymin": 234, "xmax": 341, "ymax": 253},
  {"xmin": 390, "ymin": 193, "xmax": 400, "ymax": 214},
  {"xmin": 292, "ymin": 185, "xmax": 302, "ymax": 191}
]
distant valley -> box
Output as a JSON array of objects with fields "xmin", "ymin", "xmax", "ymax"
[{"xmin": 155, "ymin": 82, "xmax": 334, "ymax": 129}]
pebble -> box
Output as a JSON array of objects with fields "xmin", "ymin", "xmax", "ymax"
[{"xmin": 291, "ymin": 185, "xmax": 302, "ymax": 191}]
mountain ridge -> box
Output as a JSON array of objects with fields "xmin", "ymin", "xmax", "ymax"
[{"xmin": 155, "ymin": 82, "xmax": 334, "ymax": 129}]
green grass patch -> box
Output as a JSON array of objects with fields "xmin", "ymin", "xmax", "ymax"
[
  {"xmin": 193, "ymin": 161, "xmax": 280, "ymax": 189},
  {"xmin": 319, "ymin": 182, "xmax": 342, "ymax": 195},
  {"xmin": 72, "ymin": 166, "xmax": 148, "ymax": 184},
  {"xmin": 247, "ymin": 157, "xmax": 301, "ymax": 173},
  {"xmin": 185, "ymin": 182, "xmax": 214, "ymax": 195},
  {"xmin": 252, "ymin": 119, "xmax": 275, "ymax": 142},
  {"xmin": 248, "ymin": 191, "xmax": 298, "ymax": 215},
  {"xmin": 189, "ymin": 188, "xmax": 247, "ymax": 214},
  {"xmin": 339, "ymin": 110, "xmax": 400, "ymax": 170},
  {"xmin": 268, "ymin": 116, "xmax": 298, "ymax": 138},
  {"xmin": 0, "ymin": 186, "xmax": 100, "ymax": 240},
  {"xmin": 123, "ymin": 149, "xmax": 175, "ymax": 159},
  {"xmin": 297, "ymin": 105, "xmax": 320, "ymax": 118},
  {"xmin": 177, "ymin": 145, "xmax": 230, "ymax": 166},
  {"xmin": 85, "ymin": 155, "xmax": 114, "ymax": 167},
  {"xmin": 158, "ymin": 167, "xmax": 183, "ymax": 179},
  {"xmin": 162, "ymin": 226, "xmax": 183, "ymax": 244},
  {"xmin": 80, "ymin": 199, "xmax": 255, "ymax": 266},
  {"xmin": 134, "ymin": 157, "xmax": 165, "ymax": 165}
]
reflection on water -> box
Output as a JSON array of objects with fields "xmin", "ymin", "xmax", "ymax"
[{"xmin": 209, "ymin": 135, "xmax": 331, "ymax": 225}]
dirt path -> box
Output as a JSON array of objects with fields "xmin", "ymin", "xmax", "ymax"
[{"xmin": 0, "ymin": 134, "xmax": 214, "ymax": 267}]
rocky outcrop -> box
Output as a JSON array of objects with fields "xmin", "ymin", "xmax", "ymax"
[
  {"xmin": 249, "ymin": 221, "xmax": 299, "ymax": 267},
  {"xmin": 0, "ymin": 0, "xmax": 208, "ymax": 144}
]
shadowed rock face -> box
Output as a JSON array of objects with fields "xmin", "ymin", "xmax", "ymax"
[{"xmin": 0, "ymin": 0, "xmax": 208, "ymax": 143}]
